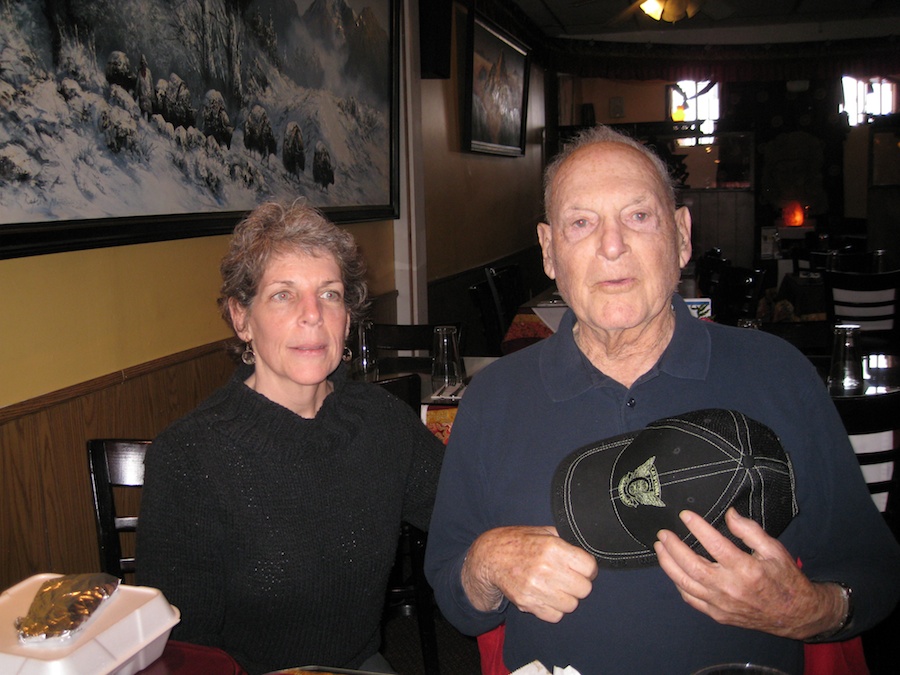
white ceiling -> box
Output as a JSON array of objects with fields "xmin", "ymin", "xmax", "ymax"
[{"xmin": 507, "ymin": 0, "xmax": 900, "ymax": 45}]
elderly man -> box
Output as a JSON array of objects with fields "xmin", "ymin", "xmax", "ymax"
[{"xmin": 424, "ymin": 126, "xmax": 900, "ymax": 674}]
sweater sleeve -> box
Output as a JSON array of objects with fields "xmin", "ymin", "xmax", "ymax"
[
  {"xmin": 387, "ymin": 394, "xmax": 445, "ymax": 532},
  {"xmin": 136, "ymin": 425, "xmax": 229, "ymax": 648}
]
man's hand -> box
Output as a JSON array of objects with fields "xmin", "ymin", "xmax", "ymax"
[
  {"xmin": 462, "ymin": 525, "xmax": 598, "ymax": 623},
  {"xmin": 653, "ymin": 508, "xmax": 846, "ymax": 639}
]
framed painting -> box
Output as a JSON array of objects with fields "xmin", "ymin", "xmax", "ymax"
[
  {"xmin": 0, "ymin": 0, "xmax": 399, "ymax": 260},
  {"xmin": 463, "ymin": 14, "xmax": 529, "ymax": 157}
]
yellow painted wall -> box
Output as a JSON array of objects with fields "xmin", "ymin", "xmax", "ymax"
[
  {"xmin": 421, "ymin": 5, "xmax": 546, "ymax": 281},
  {"xmin": 0, "ymin": 220, "xmax": 393, "ymax": 409}
]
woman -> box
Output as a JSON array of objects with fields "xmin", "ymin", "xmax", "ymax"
[{"xmin": 137, "ymin": 200, "xmax": 444, "ymax": 674}]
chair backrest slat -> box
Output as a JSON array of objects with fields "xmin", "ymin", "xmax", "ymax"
[{"xmin": 824, "ymin": 270, "xmax": 900, "ymax": 336}]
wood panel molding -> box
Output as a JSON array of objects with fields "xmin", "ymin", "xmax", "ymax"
[{"xmin": 0, "ymin": 339, "xmax": 237, "ymax": 425}]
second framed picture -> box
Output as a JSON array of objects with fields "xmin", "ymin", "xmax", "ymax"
[{"xmin": 463, "ymin": 15, "xmax": 530, "ymax": 156}]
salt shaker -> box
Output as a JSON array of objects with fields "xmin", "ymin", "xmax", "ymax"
[
  {"xmin": 431, "ymin": 325, "xmax": 462, "ymax": 393},
  {"xmin": 354, "ymin": 319, "xmax": 379, "ymax": 382},
  {"xmin": 827, "ymin": 324, "xmax": 863, "ymax": 395}
]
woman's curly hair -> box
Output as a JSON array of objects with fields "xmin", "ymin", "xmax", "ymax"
[{"xmin": 218, "ymin": 200, "xmax": 369, "ymax": 337}]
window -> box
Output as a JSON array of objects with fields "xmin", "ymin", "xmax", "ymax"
[
  {"xmin": 668, "ymin": 81, "xmax": 719, "ymax": 146},
  {"xmin": 841, "ymin": 77, "xmax": 896, "ymax": 126}
]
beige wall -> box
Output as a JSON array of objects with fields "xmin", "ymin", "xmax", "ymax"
[
  {"xmin": 577, "ymin": 78, "xmax": 668, "ymax": 126},
  {"xmin": 0, "ymin": 221, "xmax": 393, "ymax": 409},
  {"xmin": 421, "ymin": 5, "xmax": 546, "ymax": 281}
]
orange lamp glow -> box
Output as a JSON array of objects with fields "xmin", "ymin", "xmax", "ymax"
[{"xmin": 782, "ymin": 201, "xmax": 805, "ymax": 227}]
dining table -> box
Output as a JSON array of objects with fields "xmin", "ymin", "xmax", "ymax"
[
  {"xmin": 500, "ymin": 285, "xmax": 563, "ymax": 354},
  {"xmin": 416, "ymin": 355, "xmax": 498, "ymax": 444}
]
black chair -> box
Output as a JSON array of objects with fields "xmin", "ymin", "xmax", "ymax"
[
  {"xmin": 373, "ymin": 375, "xmax": 441, "ymax": 675},
  {"xmin": 831, "ymin": 390, "xmax": 900, "ymax": 673},
  {"xmin": 486, "ymin": 264, "xmax": 526, "ymax": 333},
  {"xmin": 469, "ymin": 264, "xmax": 527, "ymax": 356},
  {"xmin": 694, "ymin": 248, "xmax": 731, "ymax": 300},
  {"xmin": 370, "ymin": 322, "xmax": 462, "ymax": 375},
  {"xmin": 87, "ymin": 439, "xmax": 151, "ymax": 580},
  {"xmin": 832, "ymin": 390, "xmax": 900, "ymax": 530},
  {"xmin": 822, "ymin": 270, "xmax": 900, "ymax": 351},
  {"xmin": 712, "ymin": 266, "xmax": 766, "ymax": 325},
  {"xmin": 468, "ymin": 279, "xmax": 504, "ymax": 356},
  {"xmin": 792, "ymin": 248, "xmax": 830, "ymax": 276}
]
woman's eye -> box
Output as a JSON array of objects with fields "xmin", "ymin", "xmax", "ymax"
[
  {"xmin": 273, "ymin": 291, "xmax": 290, "ymax": 301},
  {"xmin": 321, "ymin": 289, "xmax": 343, "ymax": 301}
]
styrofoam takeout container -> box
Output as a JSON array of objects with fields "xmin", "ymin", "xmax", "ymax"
[{"xmin": 0, "ymin": 573, "xmax": 180, "ymax": 675}]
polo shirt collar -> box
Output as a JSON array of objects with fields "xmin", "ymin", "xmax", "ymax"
[{"xmin": 539, "ymin": 295, "xmax": 711, "ymax": 402}]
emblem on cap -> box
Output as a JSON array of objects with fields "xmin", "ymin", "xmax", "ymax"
[{"xmin": 618, "ymin": 456, "xmax": 665, "ymax": 508}]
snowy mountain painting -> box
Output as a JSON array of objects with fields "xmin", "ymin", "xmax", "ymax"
[{"xmin": 0, "ymin": 0, "xmax": 396, "ymax": 237}]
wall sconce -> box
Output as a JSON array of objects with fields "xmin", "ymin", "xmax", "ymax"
[{"xmin": 782, "ymin": 201, "xmax": 806, "ymax": 227}]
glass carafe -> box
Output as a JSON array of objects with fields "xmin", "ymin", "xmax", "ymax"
[{"xmin": 431, "ymin": 325, "xmax": 462, "ymax": 393}]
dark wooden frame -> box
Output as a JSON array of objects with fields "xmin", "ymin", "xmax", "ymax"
[
  {"xmin": 0, "ymin": 1, "xmax": 400, "ymax": 260},
  {"xmin": 463, "ymin": 14, "xmax": 530, "ymax": 157}
]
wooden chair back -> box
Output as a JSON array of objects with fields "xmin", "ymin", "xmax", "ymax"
[{"xmin": 87, "ymin": 439, "xmax": 151, "ymax": 579}]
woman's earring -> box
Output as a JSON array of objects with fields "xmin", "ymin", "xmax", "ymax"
[
  {"xmin": 241, "ymin": 340, "xmax": 256, "ymax": 365},
  {"xmin": 342, "ymin": 346, "xmax": 353, "ymax": 362}
]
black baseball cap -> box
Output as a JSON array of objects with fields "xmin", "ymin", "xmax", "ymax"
[{"xmin": 551, "ymin": 409, "xmax": 798, "ymax": 568}]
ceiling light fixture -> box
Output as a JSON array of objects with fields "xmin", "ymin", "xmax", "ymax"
[
  {"xmin": 640, "ymin": 0, "xmax": 664, "ymax": 21},
  {"xmin": 640, "ymin": 0, "xmax": 704, "ymax": 23}
]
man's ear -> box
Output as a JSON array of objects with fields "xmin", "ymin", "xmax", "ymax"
[
  {"xmin": 674, "ymin": 206, "xmax": 693, "ymax": 269},
  {"xmin": 537, "ymin": 222, "xmax": 557, "ymax": 280}
]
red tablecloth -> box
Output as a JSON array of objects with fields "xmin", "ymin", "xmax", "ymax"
[
  {"xmin": 422, "ymin": 404, "xmax": 458, "ymax": 445},
  {"xmin": 137, "ymin": 640, "xmax": 247, "ymax": 675}
]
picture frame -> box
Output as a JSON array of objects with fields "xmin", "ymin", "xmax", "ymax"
[
  {"xmin": 0, "ymin": 0, "xmax": 400, "ymax": 260},
  {"xmin": 463, "ymin": 14, "xmax": 530, "ymax": 157}
]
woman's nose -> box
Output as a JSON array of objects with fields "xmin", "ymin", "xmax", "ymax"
[{"xmin": 297, "ymin": 294, "xmax": 323, "ymax": 324}]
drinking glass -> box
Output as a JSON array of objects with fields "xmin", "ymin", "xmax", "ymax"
[
  {"xmin": 431, "ymin": 325, "xmax": 462, "ymax": 393},
  {"xmin": 827, "ymin": 323, "xmax": 863, "ymax": 396},
  {"xmin": 353, "ymin": 319, "xmax": 379, "ymax": 382}
]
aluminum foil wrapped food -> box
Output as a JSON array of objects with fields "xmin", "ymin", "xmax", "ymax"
[{"xmin": 14, "ymin": 573, "xmax": 120, "ymax": 644}]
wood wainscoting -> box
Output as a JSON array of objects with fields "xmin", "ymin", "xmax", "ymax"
[{"xmin": 0, "ymin": 341, "xmax": 237, "ymax": 592}]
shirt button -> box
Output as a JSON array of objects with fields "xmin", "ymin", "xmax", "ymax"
[{"xmin": 626, "ymin": 398, "xmax": 636, "ymax": 408}]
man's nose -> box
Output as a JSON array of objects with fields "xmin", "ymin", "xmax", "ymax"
[{"xmin": 595, "ymin": 221, "xmax": 628, "ymax": 261}]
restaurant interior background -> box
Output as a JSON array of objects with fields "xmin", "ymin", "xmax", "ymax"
[{"xmin": 1, "ymin": 0, "xmax": 900, "ymax": 592}]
